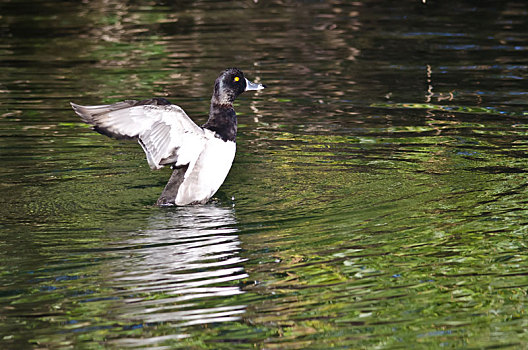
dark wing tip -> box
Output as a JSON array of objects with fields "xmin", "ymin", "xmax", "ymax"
[
  {"xmin": 70, "ymin": 102, "xmax": 95, "ymax": 124},
  {"xmin": 70, "ymin": 101, "xmax": 137, "ymax": 139}
]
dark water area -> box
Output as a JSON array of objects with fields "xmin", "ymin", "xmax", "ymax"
[{"xmin": 1, "ymin": 0, "xmax": 528, "ymax": 348}]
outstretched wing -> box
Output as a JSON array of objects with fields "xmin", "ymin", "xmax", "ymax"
[{"xmin": 71, "ymin": 99, "xmax": 206, "ymax": 170}]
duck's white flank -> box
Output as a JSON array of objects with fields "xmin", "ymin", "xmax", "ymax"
[{"xmin": 175, "ymin": 129, "xmax": 236, "ymax": 205}]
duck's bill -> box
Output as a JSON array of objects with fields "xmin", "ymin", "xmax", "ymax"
[{"xmin": 245, "ymin": 78, "xmax": 266, "ymax": 91}]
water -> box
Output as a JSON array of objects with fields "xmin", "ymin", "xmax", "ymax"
[{"xmin": 1, "ymin": 0, "xmax": 528, "ymax": 348}]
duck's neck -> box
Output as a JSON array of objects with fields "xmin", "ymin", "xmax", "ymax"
[
  {"xmin": 203, "ymin": 94, "xmax": 237, "ymax": 142},
  {"xmin": 203, "ymin": 86, "xmax": 237, "ymax": 142}
]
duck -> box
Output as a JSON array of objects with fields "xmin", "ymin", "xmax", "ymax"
[{"xmin": 71, "ymin": 68, "xmax": 266, "ymax": 206}]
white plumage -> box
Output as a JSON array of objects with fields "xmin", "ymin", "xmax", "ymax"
[{"xmin": 175, "ymin": 129, "xmax": 236, "ymax": 205}]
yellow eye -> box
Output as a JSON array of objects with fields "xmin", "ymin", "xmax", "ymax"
[{"xmin": 234, "ymin": 76, "xmax": 240, "ymax": 82}]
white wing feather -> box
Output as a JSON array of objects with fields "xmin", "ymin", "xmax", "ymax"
[{"xmin": 71, "ymin": 102, "xmax": 206, "ymax": 170}]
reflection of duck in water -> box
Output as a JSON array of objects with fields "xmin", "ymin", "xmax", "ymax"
[
  {"xmin": 71, "ymin": 68, "xmax": 265, "ymax": 206},
  {"xmin": 111, "ymin": 205, "xmax": 247, "ymax": 326}
]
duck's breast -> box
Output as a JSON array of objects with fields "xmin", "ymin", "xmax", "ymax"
[{"xmin": 175, "ymin": 131, "xmax": 236, "ymax": 205}]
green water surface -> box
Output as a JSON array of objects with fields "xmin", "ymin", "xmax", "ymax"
[{"xmin": 1, "ymin": 1, "xmax": 528, "ymax": 349}]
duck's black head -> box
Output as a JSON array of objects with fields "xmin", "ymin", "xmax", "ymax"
[
  {"xmin": 211, "ymin": 68, "xmax": 266, "ymax": 106},
  {"xmin": 205, "ymin": 68, "xmax": 265, "ymax": 142}
]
